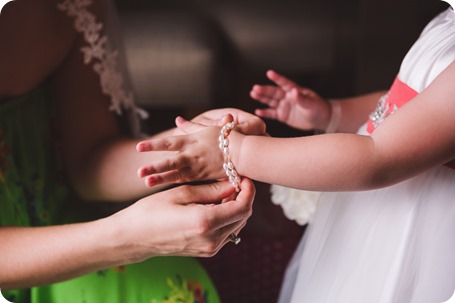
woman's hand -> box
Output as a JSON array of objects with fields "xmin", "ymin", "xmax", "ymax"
[
  {"xmin": 191, "ymin": 107, "xmax": 267, "ymax": 136},
  {"xmin": 251, "ymin": 70, "xmax": 331, "ymax": 131},
  {"xmin": 111, "ymin": 179, "xmax": 255, "ymax": 260},
  {"xmin": 0, "ymin": 179, "xmax": 255, "ymax": 289}
]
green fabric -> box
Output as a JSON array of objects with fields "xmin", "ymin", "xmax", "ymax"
[
  {"xmin": 0, "ymin": 88, "xmax": 220, "ymax": 303},
  {"xmin": 32, "ymin": 257, "xmax": 219, "ymax": 303},
  {"xmin": 0, "ymin": 87, "xmax": 67, "ymax": 228}
]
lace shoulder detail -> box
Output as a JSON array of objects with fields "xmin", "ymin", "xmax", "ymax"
[{"xmin": 57, "ymin": 0, "xmax": 143, "ymax": 119}]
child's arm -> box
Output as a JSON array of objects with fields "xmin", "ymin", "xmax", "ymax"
[
  {"xmin": 251, "ymin": 70, "xmax": 385, "ymax": 133},
  {"xmin": 138, "ymin": 62, "xmax": 455, "ymax": 192},
  {"xmin": 238, "ymin": 62, "xmax": 455, "ymax": 190}
]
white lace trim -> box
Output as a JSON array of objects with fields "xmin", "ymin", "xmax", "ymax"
[
  {"xmin": 58, "ymin": 0, "xmax": 145, "ymax": 119},
  {"xmin": 270, "ymin": 184, "xmax": 321, "ymax": 226}
]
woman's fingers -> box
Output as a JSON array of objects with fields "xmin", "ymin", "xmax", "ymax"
[
  {"xmin": 144, "ymin": 170, "xmax": 185, "ymax": 187},
  {"xmin": 173, "ymin": 181, "xmax": 237, "ymax": 205},
  {"xmin": 201, "ymin": 180, "xmax": 255, "ymax": 253},
  {"xmin": 207, "ymin": 178, "xmax": 255, "ymax": 229},
  {"xmin": 175, "ymin": 116, "xmax": 208, "ymax": 134}
]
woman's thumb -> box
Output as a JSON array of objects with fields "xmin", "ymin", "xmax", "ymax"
[{"xmin": 175, "ymin": 116, "xmax": 206, "ymax": 134}]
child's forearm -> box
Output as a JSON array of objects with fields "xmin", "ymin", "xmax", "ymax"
[{"xmin": 233, "ymin": 133, "xmax": 379, "ymax": 191}]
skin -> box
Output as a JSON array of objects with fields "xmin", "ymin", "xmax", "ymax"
[
  {"xmin": 250, "ymin": 70, "xmax": 385, "ymax": 133},
  {"xmin": 0, "ymin": 0, "xmax": 259, "ymax": 289},
  {"xmin": 0, "ymin": 179, "xmax": 255, "ymax": 290},
  {"xmin": 136, "ymin": 62, "xmax": 455, "ymax": 192}
]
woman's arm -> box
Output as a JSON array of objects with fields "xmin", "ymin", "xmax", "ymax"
[
  {"xmin": 0, "ymin": 180, "xmax": 255, "ymax": 289},
  {"xmin": 0, "ymin": 0, "xmax": 76, "ymax": 100},
  {"xmin": 48, "ymin": 0, "xmax": 180, "ymax": 202},
  {"xmin": 51, "ymin": 1, "xmax": 266, "ymax": 202}
]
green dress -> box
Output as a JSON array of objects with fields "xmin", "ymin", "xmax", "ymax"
[{"xmin": 0, "ymin": 87, "xmax": 220, "ymax": 303}]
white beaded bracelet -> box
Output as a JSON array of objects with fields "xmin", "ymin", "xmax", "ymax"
[
  {"xmin": 325, "ymin": 100, "xmax": 342, "ymax": 133},
  {"xmin": 219, "ymin": 121, "xmax": 241, "ymax": 192}
]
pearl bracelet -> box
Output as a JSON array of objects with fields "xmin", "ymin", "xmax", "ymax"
[{"xmin": 219, "ymin": 121, "xmax": 241, "ymax": 192}]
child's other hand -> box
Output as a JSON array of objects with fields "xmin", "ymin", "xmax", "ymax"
[
  {"xmin": 250, "ymin": 70, "xmax": 331, "ymax": 131},
  {"xmin": 136, "ymin": 118, "xmax": 230, "ymax": 187}
]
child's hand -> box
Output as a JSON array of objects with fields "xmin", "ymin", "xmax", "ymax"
[
  {"xmin": 136, "ymin": 117, "xmax": 242, "ymax": 187},
  {"xmin": 250, "ymin": 70, "xmax": 331, "ymax": 131}
]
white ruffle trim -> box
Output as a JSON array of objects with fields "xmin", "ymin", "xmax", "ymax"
[{"xmin": 270, "ymin": 185, "xmax": 321, "ymax": 226}]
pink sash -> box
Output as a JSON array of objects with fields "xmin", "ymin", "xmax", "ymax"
[{"xmin": 367, "ymin": 77, "xmax": 455, "ymax": 169}]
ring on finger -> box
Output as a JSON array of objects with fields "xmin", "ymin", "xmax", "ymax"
[{"xmin": 229, "ymin": 233, "xmax": 241, "ymax": 245}]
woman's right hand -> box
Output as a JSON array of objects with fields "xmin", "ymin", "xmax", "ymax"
[
  {"xmin": 250, "ymin": 70, "xmax": 331, "ymax": 131},
  {"xmin": 190, "ymin": 107, "xmax": 267, "ymax": 136},
  {"xmin": 110, "ymin": 178, "xmax": 255, "ymax": 261}
]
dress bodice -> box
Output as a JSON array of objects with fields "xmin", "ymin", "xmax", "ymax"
[{"xmin": 0, "ymin": 87, "xmax": 68, "ymax": 227}]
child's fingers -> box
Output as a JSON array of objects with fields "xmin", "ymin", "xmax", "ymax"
[
  {"xmin": 251, "ymin": 85, "xmax": 285, "ymax": 102},
  {"xmin": 255, "ymin": 108, "xmax": 278, "ymax": 120},
  {"xmin": 136, "ymin": 136, "xmax": 185, "ymax": 152},
  {"xmin": 266, "ymin": 69, "xmax": 297, "ymax": 92},
  {"xmin": 250, "ymin": 93, "xmax": 278, "ymax": 108},
  {"xmin": 138, "ymin": 154, "xmax": 190, "ymax": 178}
]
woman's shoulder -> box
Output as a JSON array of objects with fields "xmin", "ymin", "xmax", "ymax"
[{"xmin": 0, "ymin": 0, "xmax": 77, "ymax": 100}]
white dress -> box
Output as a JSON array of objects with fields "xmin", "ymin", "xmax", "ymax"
[{"xmin": 278, "ymin": 7, "xmax": 455, "ymax": 303}]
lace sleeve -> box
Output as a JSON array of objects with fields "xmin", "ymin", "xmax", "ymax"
[{"xmin": 57, "ymin": 0, "xmax": 147, "ymax": 136}]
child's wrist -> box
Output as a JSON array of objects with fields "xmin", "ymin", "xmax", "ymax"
[
  {"xmin": 324, "ymin": 99, "xmax": 342, "ymax": 133},
  {"xmin": 218, "ymin": 121, "xmax": 242, "ymax": 191},
  {"xmin": 227, "ymin": 130, "xmax": 244, "ymax": 177}
]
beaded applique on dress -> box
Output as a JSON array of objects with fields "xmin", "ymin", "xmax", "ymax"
[
  {"xmin": 58, "ymin": 0, "xmax": 146, "ymax": 135},
  {"xmin": 368, "ymin": 94, "xmax": 397, "ymax": 130}
]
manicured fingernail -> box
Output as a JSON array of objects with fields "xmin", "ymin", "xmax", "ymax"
[
  {"xmin": 146, "ymin": 177, "xmax": 155, "ymax": 187},
  {"xmin": 138, "ymin": 167, "xmax": 149, "ymax": 178},
  {"xmin": 137, "ymin": 143, "xmax": 146, "ymax": 152}
]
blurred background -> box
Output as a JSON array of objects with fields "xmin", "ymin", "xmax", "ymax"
[{"xmin": 113, "ymin": 0, "xmax": 448, "ymax": 302}]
